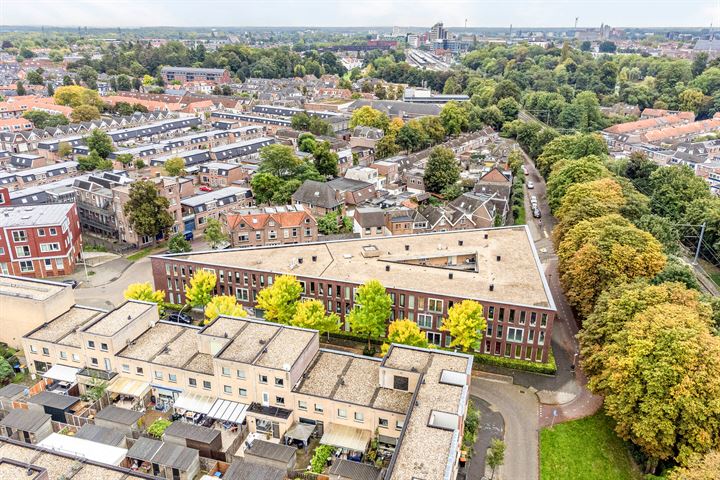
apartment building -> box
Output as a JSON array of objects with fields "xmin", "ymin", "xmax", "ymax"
[
  {"xmin": 113, "ymin": 177, "xmax": 192, "ymax": 247},
  {"xmin": 161, "ymin": 66, "xmax": 231, "ymax": 84},
  {"xmin": 21, "ymin": 299, "xmax": 472, "ymax": 480},
  {"xmin": 180, "ymin": 187, "xmax": 253, "ymax": 238},
  {"xmin": 221, "ymin": 205, "xmax": 318, "ymax": 248},
  {"xmin": 151, "ymin": 226, "xmax": 556, "ymax": 363},
  {"xmin": 0, "ymin": 203, "xmax": 82, "ymax": 279},
  {"xmin": 73, "ymin": 172, "xmax": 134, "ymax": 239},
  {"xmin": 198, "ymin": 162, "xmax": 245, "ymax": 187}
]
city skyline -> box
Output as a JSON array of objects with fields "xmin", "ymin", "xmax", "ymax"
[{"xmin": 1, "ymin": 0, "xmax": 718, "ymax": 29}]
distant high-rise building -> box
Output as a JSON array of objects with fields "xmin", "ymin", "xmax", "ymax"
[{"xmin": 430, "ymin": 22, "xmax": 447, "ymax": 42}]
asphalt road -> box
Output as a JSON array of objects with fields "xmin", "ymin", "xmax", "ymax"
[{"xmin": 471, "ymin": 376, "xmax": 539, "ymax": 480}]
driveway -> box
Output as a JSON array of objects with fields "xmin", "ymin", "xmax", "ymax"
[
  {"xmin": 461, "ymin": 396, "xmax": 504, "ymax": 480},
  {"xmin": 72, "ymin": 257, "xmax": 153, "ymax": 309},
  {"xmin": 471, "ymin": 375, "xmax": 539, "ymax": 480}
]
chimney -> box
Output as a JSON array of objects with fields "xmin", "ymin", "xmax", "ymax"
[{"xmin": 489, "ymin": 284, "xmax": 494, "ymax": 291}]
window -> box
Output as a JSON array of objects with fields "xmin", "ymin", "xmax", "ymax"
[
  {"xmin": 136, "ymin": 366, "xmax": 144, "ymax": 375},
  {"xmin": 59, "ymin": 351, "xmax": 67, "ymax": 360},
  {"xmin": 274, "ymin": 377, "xmax": 285, "ymax": 387},
  {"xmin": 354, "ymin": 411, "xmax": 364, "ymax": 423},
  {"xmin": 90, "ymin": 357, "xmax": 98, "ymax": 366},
  {"xmin": 508, "ymin": 309, "xmax": 515, "ymax": 323},
  {"xmin": 528, "ymin": 330, "xmax": 535, "ymax": 342},
  {"xmin": 499, "ymin": 308, "xmax": 505, "ymax": 322},
  {"xmin": 42, "ymin": 347, "xmax": 49, "ymax": 356},
  {"xmin": 38, "ymin": 228, "xmax": 45, "ymax": 237},
  {"xmin": 519, "ymin": 311, "xmax": 526, "ymax": 325},
  {"xmin": 488, "ymin": 306, "xmax": 495, "ymax": 320},
  {"xmin": 49, "ymin": 228, "xmax": 57, "ymax": 235},
  {"xmin": 541, "ymin": 313, "xmax": 548, "ymax": 327},
  {"xmin": 417, "ymin": 313, "xmax": 432, "ymax": 329},
  {"xmin": 236, "ymin": 369, "xmax": 246, "ymax": 380},
  {"xmin": 122, "ymin": 364, "xmax": 130, "ymax": 373},
  {"xmin": 428, "ymin": 298, "xmax": 443, "ymax": 313},
  {"xmin": 298, "ymin": 400, "xmax": 307, "ymax": 411},
  {"xmin": 393, "ymin": 375, "xmax": 409, "ymax": 391},
  {"xmin": 496, "ymin": 325, "xmax": 503, "ymax": 339},
  {"xmin": 221, "ymin": 367, "xmax": 231, "ymax": 377},
  {"xmin": 29, "ymin": 345, "xmax": 36, "ymax": 353},
  {"xmin": 486, "ymin": 325, "xmax": 493, "ymax": 337},
  {"xmin": 337, "ymin": 408, "xmax": 347, "ymax": 418},
  {"xmin": 315, "ymin": 404, "xmax": 324, "ymax": 413},
  {"xmin": 236, "ymin": 288, "xmax": 249, "ymax": 302},
  {"xmin": 44, "ymin": 259, "xmax": 52, "ymax": 269},
  {"xmin": 224, "ymin": 385, "xmax": 232, "ymax": 394},
  {"xmin": 539, "ymin": 331, "xmax": 545, "ymax": 345},
  {"xmin": 39, "ymin": 243, "xmax": 60, "ymax": 252},
  {"xmin": 275, "ymin": 396, "xmax": 285, "ymax": 406},
  {"xmin": 259, "ymin": 374, "xmax": 268, "ymax": 384},
  {"xmin": 72, "ymin": 353, "xmax": 80, "ymax": 362},
  {"xmin": 203, "ymin": 380, "xmax": 212, "ymax": 390},
  {"xmin": 15, "ymin": 246, "xmax": 30, "ymax": 257},
  {"xmin": 168, "ymin": 374, "xmax": 177, "ymax": 383},
  {"xmin": 507, "ymin": 327, "xmax": 524, "ymax": 343},
  {"xmin": 239, "ymin": 388, "xmax": 247, "ymax": 397},
  {"xmin": 378, "ymin": 418, "xmax": 389, "ymax": 428},
  {"xmin": 12, "ymin": 230, "xmax": 26, "ymax": 242},
  {"xmin": 87, "ymin": 340, "xmax": 95, "ymax": 349},
  {"xmin": 530, "ymin": 312, "xmax": 537, "ymax": 326},
  {"xmin": 188, "ymin": 378, "xmax": 197, "ymax": 387},
  {"xmin": 154, "ymin": 371, "xmax": 163, "ymax": 380},
  {"xmin": 100, "ymin": 343, "xmax": 108, "ymax": 352}
]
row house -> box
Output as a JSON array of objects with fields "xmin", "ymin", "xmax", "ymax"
[
  {"xmin": 221, "ymin": 205, "xmax": 318, "ymax": 248},
  {"xmin": 353, "ymin": 206, "xmax": 428, "ymax": 238},
  {"xmin": 161, "ymin": 66, "xmax": 232, "ymax": 84},
  {"xmin": 73, "ymin": 172, "xmax": 133, "ymax": 240},
  {"xmin": 198, "ymin": 162, "xmax": 245, "ymax": 187},
  {"xmin": 0, "ymin": 161, "xmax": 78, "ymax": 191},
  {"xmin": 180, "ymin": 187, "xmax": 253, "ymax": 239},
  {"xmin": 210, "ymin": 137, "xmax": 275, "ymax": 164},
  {"xmin": 211, "ymin": 112, "xmax": 291, "ymax": 135}
]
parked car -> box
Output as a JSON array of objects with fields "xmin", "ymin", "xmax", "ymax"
[
  {"xmin": 522, "ymin": 166, "xmax": 529, "ymax": 175},
  {"xmin": 532, "ymin": 207, "xmax": 542, "ymax": 218},
  {"xmin": 527, "ymin": 181, "xmax": 534, "ymax": 189},
  {"xmin": 166, "ymin": 312, "xmax": 192, "ymax": 325},
  {"xmin": 61, "ymin": 279, "xmax": 79, "ymax": 289},
  {"xmin": 199, "ymin": 186, "xmax": 213, "ymax": 192}
]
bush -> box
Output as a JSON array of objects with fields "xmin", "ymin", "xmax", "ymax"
[
  {"xmin": 310, "ymin": 444, "xmax": 334, "ymax": 473},
  {"xmin": 147, "ymin": 418, "xmax": 172, "ymax": 438},
  {"xmin": 471, "ymin": 350, "xmax": 556, "ymax": 375}
]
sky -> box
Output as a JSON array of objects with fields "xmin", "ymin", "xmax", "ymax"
[{"xmin": 1, "ymin": 0, "xmax": 718, "ymax": 29}]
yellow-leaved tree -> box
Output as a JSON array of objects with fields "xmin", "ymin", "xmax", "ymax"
[
  {"xmin": 381, "ymin": 319, "xmax": 429, "ymax": 355},
  {"xmin": 184, "ymin": 269, "xmax": 217, "ymax": 314},
  {"xmin": 204, "ymin": 295, "xmax": 248, "ymax": 324},
  {"xmin": 440, "ymin": 300, "xmax": 486, "ymax": 352},
  {"xmin": 291, "ymin": 299, "xmax": 341, "ymax": 340},
  {"xmin": 256, "ymin": 275, "xmax": 302, "ymax": 324},
  {"xmin": 124, "ymin": 282, "xmax": 165, "ymax": 313}
]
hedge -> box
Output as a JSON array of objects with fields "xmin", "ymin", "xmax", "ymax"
[{"xmin": 471, "ymin": 348, "xmax": 557, "ymax": 375}]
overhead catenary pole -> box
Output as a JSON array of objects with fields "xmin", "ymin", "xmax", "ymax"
[{"xmin": 693, "ymin": 222, "xmax": 707, "ymax": 265}]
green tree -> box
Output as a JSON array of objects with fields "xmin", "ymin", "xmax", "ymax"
[
  {"xmin": 205, "ymin": 295, "xmax": 248, "ymax": 323},
  {"xmin": 115, "ymin": 153, "xmax": 134, "ymax": 167},
  {"xmin": 123, "ymin": 180, "xmax": 174, "ymax": 245},
  {"xmin": 418, "ymin": 116, "xmax": 446, "ymax": 145},
  {"xmin": 71, "ymin": 104, "xmax": 101, "ymax": 122},
  {"xmin": 440, "ymin": 300, "xmax": 486, "ymax": 352},
  {"xmin": 86, "ymin": 129, "xmax": 114, "ymax": 159},
  {"xmin": 349, "ymin": 106, "xmax": 390, "ymax": 132},
  {"xmin": 477, "ymin": 105, "xmax": 505, "ymax": 130},
  {"xmin": 251, "ymin": 172, "xmax": 284, "ymax": 204},
  {"xmin": 0, "ymin": 357, "xmax": 15, "ymax": 384},
  {"xmin": 649, "ymin": 165, "xmax": 710, "ymax": 221},
  {"xmin": 396, "ymin": 123, "xmax": 422, "ymax": 153},
  {"xmin": 163, "ymin": 157, "xmax": 186, "ymax": 176},
  {"xmin": 554, "ymin": 177, "xmax": 626, "ymax": 242},
  {"xmin": 559, "ymin": 214, "xmax": 667, "ymax": 318},
  {"xmin": 374, "ymin": 134, "xmax": 400, "ymax": 159},
  {"xmin": 311, "ymin": 141, "xmax": 339, "ymax": 177},
  {"xmin": 298, "ymin": 133, "xmax": 318, "ymax": 153},
  {"xmin": 57, "ymin": 141, "xmax": 73, "ymax": 158},
  {"xmin": 669, "ymin": 451, "xmax": 720, "ymax": 480},
  {"xmin": 203, "ymin": 218, "xmax": 228, "ymax": 249},
  {"xmin": 652, "ymin": 256, "xmax": 701, "ymax": 291},
  {"xmin": 424, "ymin": 146, "xmax": 460, "ymax": 194},
  {"xmin": 258, "ymin": 144, "xmax": 304, "ymax": 179},
  {"xmin": 440, "ymin": 101, "xmax": 469, "ymax": 136},
  {"xmin": 77, "ymin": 150, "xmax": 103, "ymax": 171},
  {"xmin": 546, "ymin": 155, "xmax": 611, "ymax": 211},
  {"xmin": 291, "ymin": 299, "xmax": 341, "ymax": 339},
  {"xmin": 497, "ymin": 97, "xmax": 520, "ymax": 122},
  {"xmin": 635, "ymin": 214, "xmax": 680, "ymax": 254},
  {"xmin": 587, "ymin": 304, "xmax": 720, "ymax": 470},
  {"xmin": 22, "ymin": 111, "xmax": 68, "ymax": 129},
  {"xmin": 625, "ymin": 151, "xmax": 658, "ymax": 193},
  {"xmin": 348, "ymin": 280, "xmax": 392, "ymax": 350},
  {"xmin": 167, "ymin": 234, "xmax": 192, "ymax": 253},
  {"xmin": 26, "ymin": 69, "xmax": 44, "ymax": 85},
  {"xmin": 184, "ymin": 269, "xmax": 217, "ymax": 312},
  {"xmin": 317, "ymin": 211, "xmax": 341, "ymax": 235},
  {"xmin": 487, "ymin": 439, "xmax": 506, "ymax": 480},
  {"xmin": 256, "ymin": 274, "xmax": 303, "ymax": 324},
  {"xmin": 15, "ymin": 81, "xmax": 25, "ymax": 96},
  {"xmin": 679, "ymin": 88, "xmax": 706, "ymax": 114},
  {"xmin": 535, "ymin": 133, "xmax": 607, "ymax": 179}
]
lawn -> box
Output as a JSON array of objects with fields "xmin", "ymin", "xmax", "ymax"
[
  {"xmin": 126, "ymin": 242, "xmax": 166, "ymax": 262},
  {"xmin": 540, "ymin": 412, "xmax": 642, "ymax": 480},
  {"xmin": 710, "ymin": 272, "xmax": 720, "ymax": 288}
]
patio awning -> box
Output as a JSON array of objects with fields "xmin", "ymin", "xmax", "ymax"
[
  {"xmin": 320, "ymin": 423, "xmax": 372, "ymax": 452},
  {"xmin": 207, "ymin": 398, "xmax": 248, "ymax": 424},
  {"xmin": 107, "ymin": 377, "xmax": 150, "ymax": 398},
  {"xmin": 173, "ymin": 391, "xmax": 215, "ymax": 414},
  {"xmin": 42, "ymin": 364, "xmax": 80, "ymax": 383},
  {"xmin": 285, "ymin": 422, "xmax": 315, "ymax": 443}
]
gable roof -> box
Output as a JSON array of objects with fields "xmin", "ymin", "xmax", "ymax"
[{"xmin": 292, "ymin": 180, "xmax": 343, "ymax": 209}]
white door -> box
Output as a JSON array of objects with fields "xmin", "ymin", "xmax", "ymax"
[{"xmin": 262, "ymin": 392, "xmax": 269, "ymax": 407}]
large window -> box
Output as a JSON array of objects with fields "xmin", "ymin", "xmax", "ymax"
[
  {"xmin": 12, "ymin": 231, "xmax": 26, "ymax": 242},
  {"xmin": 417, "ymin": 314, "xmax": 433, "ymax": 329},
  {"xmin": 39, "ymin": 243, "xmax": 60, "ymax": 253},
  {"xmin": 19, "ymin": 261, "xmax": 34, "ymax": 272},
  {"xmin": 428, "ymin": 298, "xmax": 443, "ymax": 313},
  {"xmin": 507, "ymin": 327, "xmax": 524, "ymax": 343},
  {"xmin": 15, "ymin": 246, "xmax": 30, "ymax": 257}
]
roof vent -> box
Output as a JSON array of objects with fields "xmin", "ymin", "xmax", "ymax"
[
  {"xmin": 458, "ymin": 240, "xmax": 463, "ymax": 246},
  {"xmin": 312, "ymin": 255, "xmax": 317, "ymax": 262},
  {"xmin": 489, "ymin": 284, "xmax": 494, "ymax": 291},
  {"xmin": 449, "ymin": 273, "xmax": 453, "ymax": 280},
  {"xmin": 484, "ymin": 233, "xmax": 489, "ymax": 239},
  {"xmin": 298, "ymin": 257, "xmax": 303, "ymax": 264},
  {"xmin": 385, "ymin": 265, "xmax": 390, "ymax": 271},
  {"xmin": 404, "ymin": 244, "xmax": 410, "ymax": 251},
  {"xmin": 496, "ymin": 255, "xmax": 501, "ymax": 262}
]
